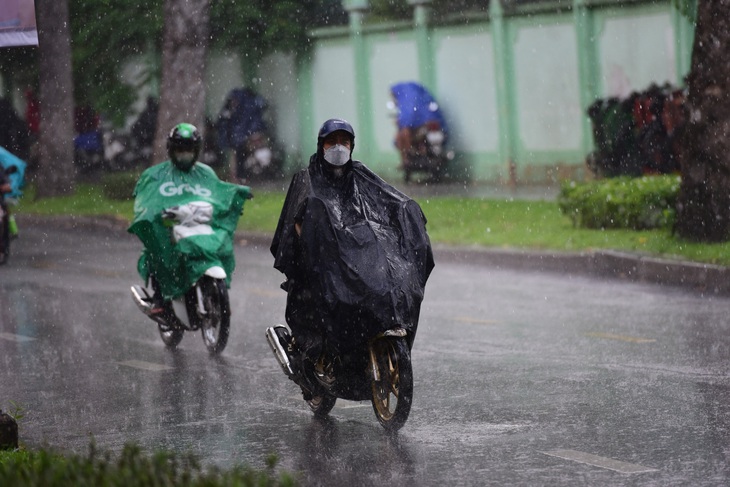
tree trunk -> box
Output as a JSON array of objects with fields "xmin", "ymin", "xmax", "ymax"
[
  {"xmin": 152, "ymin": 0, "xmax": 211, "ymax": 164},
  {"xmin": 675, "ymin": 0, "xmax": 730, "ymax": 241},
  {"xmin": 34, "ymin": 0, "xmax": 75, "ymax": 198}
]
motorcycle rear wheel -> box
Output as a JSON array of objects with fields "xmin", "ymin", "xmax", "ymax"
[
  {"xmin": 195, "ymin": 277, "xmax": 231, "ymax": 355},
  {"xmin": 307, "ymin": 394, "xmax": 337, "ymax": 417},
  {"xmin": 371, "ymin": 337, "xmax": 413, "ymax": 431}
]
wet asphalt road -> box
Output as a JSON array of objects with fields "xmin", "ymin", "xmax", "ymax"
[{"xmin": 1, "ymin": 223, "xmax": 730, "ymax": 486}]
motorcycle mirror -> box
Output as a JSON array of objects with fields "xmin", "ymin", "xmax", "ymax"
[{"xmin": 386, "ymin": 100, "xmax": 398, "ymax": 118}]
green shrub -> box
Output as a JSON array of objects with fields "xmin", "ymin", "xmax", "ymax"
[
  {"xmin": 0, "ymin": 442, "xmax": 297, "ymax": 486},
  {"xmin": 558, "ymin": 175, "xmax": 681, "ymax": 230},
  {"xmin": 100, "ymin": 171, "xmax": 142, "ymax": 201}
]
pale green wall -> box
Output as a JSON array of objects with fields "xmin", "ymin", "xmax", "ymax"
[
  {"xmin": 513, "ymin": 20, "xmax": 582, "ymax": 152},
  {"xmin": 310, "ymin": 40, "xmax": 358, "ymax": 159},
  {"xmin": 206, "ymin": 52, "xmax": 245, "ymax": 118},
  {"xmin": 369, "ymin": 31, "xmax": 418, "ymax": 156},
  {"xmin": 202, "ymin": 0, "xmax": 694, "ymax": 183},
  {"xmin": 257, "ymin": 52, "xmax": 301, "ymax": 160},
  {"xmin": 596, "ymin": 7, "xmax": 676, "ymax": 97},
  {"xmin": 435, "ymin": 28, "xmax": 500, "ymax": 150}
]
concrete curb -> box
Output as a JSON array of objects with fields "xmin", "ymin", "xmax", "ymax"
[
  {"xmin": 17, "ymin": 214, "xmax": 730, "ymax": 296},
  {"xmin": 435, "ymin": 245, "xmax": 730, "ymax": 295}
]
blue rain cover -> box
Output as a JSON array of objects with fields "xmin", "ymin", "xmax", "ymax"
[
  {"xmin": 218, "ymin": 87, "xmax": 268, "ymax": 149},
  {"xmin": 0, "ymin": 146, "xmax": 27, "ymax": 198},
  {"xmin": 390, "ymin": 81, "xmax": 448, "ymax": 132}
]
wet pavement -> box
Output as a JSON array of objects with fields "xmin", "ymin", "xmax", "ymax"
[{"xmin": 1, "ymin": 222, "xmax": 730, "ymax": 486}]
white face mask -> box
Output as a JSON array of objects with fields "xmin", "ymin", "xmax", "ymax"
[{"xmin": 323, "ymin": 144, "xmax": 350, "ymax": 167}]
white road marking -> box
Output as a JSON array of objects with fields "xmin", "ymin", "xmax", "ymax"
[
  {"xmin": 287, "ymin": 395, "xmax": 369, "ymax": 409},
  {"xmin": 585, "ymin": 332, "xmax": 656, "ymax": 343},
  {"xmin": 248, "ymin": 288, "xmax": 281, "ymax": 298},
  {"xmin": 454, "ymin": 316, "xmax": 499, "ymax": 325},
  {"xmin": 336, "ymin": 402, "xmax": 369, "ymax": 409},
  {"xmin": 118, "ymin": 360, "xmax": 174, "ymax": 372},
  {"xmin": 0, "ymin": 332, "xmax": 35, "ymax": 342},
  {"xmin": 541, "ymin": 449, "xmax": 658, "ymax": 474}
]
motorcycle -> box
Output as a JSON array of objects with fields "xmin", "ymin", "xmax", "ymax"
[
  {"xmin": 73, "ymin": 130, "xmax": 105, "ymax": 174},
  {"xmin": 266, "ymin": 323, "xmax": 414, "ymax": 431},
  {"xmin": 400, "ymin": 120, "xmax": 454, "ymax": 183},
  {"xmin": 239, "ymin": 131, "xmax": 280, "ymax": 180},
  {"xmin": 266, "ymin": 145, "xmax": 434, "ymax": 431},
  {"xmin": 131, "ymin": 202, "xmax": 233, "ymax": 353},
  {"xmin": 128, "ymin": 165, "xmax": 252, "ymax": 354},
  {"xmin": 389, "ymin": 82, "xmax": 454, "ymax": 183}
]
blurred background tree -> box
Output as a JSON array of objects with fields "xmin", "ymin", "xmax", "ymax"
[
  {"xmin": 674, "ymin": 0, "xmax": 730, "ymax": 242},
  {"xmin": 151, "ymin": 0, "xmax": 211, "ymax": 163},
  {"xmin": 35, "ymin": 0, "xmax": 76, "ymax": 198}
]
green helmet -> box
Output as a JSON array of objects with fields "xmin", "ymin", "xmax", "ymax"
[{"xmin": 167, "ymin": 123, "xmax": 201, "ymax": 171}]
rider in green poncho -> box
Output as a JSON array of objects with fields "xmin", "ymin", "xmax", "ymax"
[{"xmin": 128, "ymin": 123, "xmax": 252, "ymax": 310}]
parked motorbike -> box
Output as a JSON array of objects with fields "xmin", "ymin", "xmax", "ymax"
[
  {"xmin": 239, "ymin": 131, "xmax": 279, "ymax": 180},
  {"xmin": 390, "ymin": 81, "xmax": 454, "ymax": 183},
  {"xmin": 401, "ymin": 120, "xmax": 454, "ymax": 183},
  {"xmin": 73, "ymin": 130, "xmax": 105, "ymax": 174},
  {"xmin": 103, "ymin": 125, "xmax": 149, "ymax": 172},
  {"xmin": 266, "ymin": 323, "xmax": 414, "ymax": 431}
]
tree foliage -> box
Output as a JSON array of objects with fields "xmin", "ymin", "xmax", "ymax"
[
  {"xmin": 368, "ymin": 0, "xmax": 490, "ymax": 22},
  {"xmin": 70, "ymin": 0, "xmax": 163, "ymax": 125},
  {"xmin": 152, "ymin": 0, "xmax": 210, "ymax": 163},
  {"xmin": 210, "ymin": 1, "xmax": 346, "ymax": 61},
  {"xmin": 67, "ymin": 0, "xmax": 347, "ymax": 125}
]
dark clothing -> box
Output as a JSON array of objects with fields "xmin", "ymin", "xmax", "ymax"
[
  {"xmin": 217, "ymin": 88, "xmax": 267, "ymax": 149},
  {"xmin": 131, "ymin": 97, "xmax": 159, "ymax": 149},
  {"xmin": 217, "ymin": 88, "xmax": 269, "ymax": 179},
  {"xmin": 0, "ymin": 99, "xmax": 30, "ymax": 161},
  {"xmin": 271, "ymin": 154, "xmax": 434, "ymax": 358}
]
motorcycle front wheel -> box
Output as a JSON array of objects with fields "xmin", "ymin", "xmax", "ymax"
[
  {"xmin": 158, "ymin": 323, "xmax": 184, "ymax": 349},
  {"xmin": 370, "ymin": 337, "xmax": 413, "ymax": 431},
  {"xmin": 194, "ymin": 277, "xmax": 231, "ymax": 354},
  {"xmin": 307, "ymin": 394, "xmax": 337, "ymax": 417}
]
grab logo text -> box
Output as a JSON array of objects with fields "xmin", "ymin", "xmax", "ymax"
[{"xmin": 159, "ymin": 182, "xmax": 212, "ymax": 198}]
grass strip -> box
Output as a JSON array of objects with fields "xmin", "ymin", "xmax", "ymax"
[{"xmin": 14, "ymin": 184, "xmax": 730, "ymax": 266}]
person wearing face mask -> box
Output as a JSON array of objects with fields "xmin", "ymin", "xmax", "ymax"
[
  {"xmin": 129, "ymin": 123, "xmax": 252, "ymax": 315},
  {"xmin": 270, "ymin": 118, "xmax": 434, "ymax": 387}
]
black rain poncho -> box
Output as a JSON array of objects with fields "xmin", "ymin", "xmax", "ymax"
[{"xmin": 270, "ymin": 154, "xmax": 434, "ymax": 356}]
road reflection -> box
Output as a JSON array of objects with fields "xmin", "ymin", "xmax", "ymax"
[{"xmin": 291, "ymin": 415, "xmax": 418, "ymax": 486}]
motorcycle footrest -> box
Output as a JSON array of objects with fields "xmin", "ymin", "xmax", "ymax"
[
  {"xmin": 130, "ymin": 285, "xmax": 155, "ymax": 316},
  {"xmin": 265, "ymin": 325, "xmax": 296, "ymax": 378}
]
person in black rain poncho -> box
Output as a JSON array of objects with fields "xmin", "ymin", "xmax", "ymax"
[{"xmin": 270, "ymin": 118, "xmax": 434, "ymax": 375}]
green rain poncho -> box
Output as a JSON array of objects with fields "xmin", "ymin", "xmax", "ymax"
[{"xmin": 128, "ymin": 161, "xmax": 252, "ymax": 300}]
